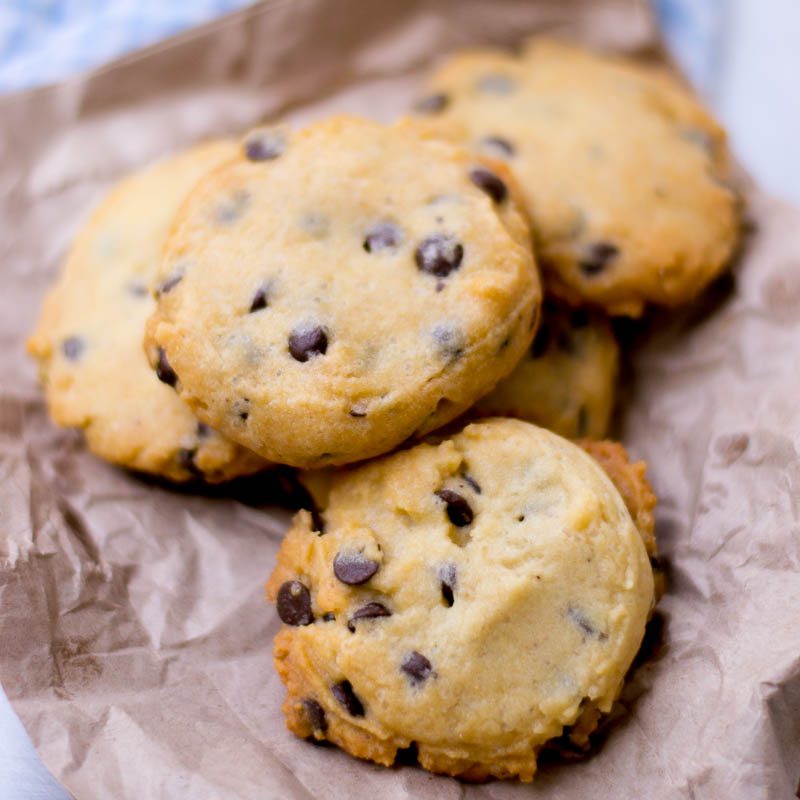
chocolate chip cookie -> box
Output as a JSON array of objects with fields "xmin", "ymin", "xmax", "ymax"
[
  {"xmin": 474, "ymin": 302, "xmax": 619, "ymax": 438},
  {"xmin": 27, "ymin": 141, "xmax": 267, "ymax": 481},
  {"xmin": 145, "ymin": 117, "xmax": 541, "ymax": 468},
  {"xmin": 267, "ymin": 418, "xmax": 656, "ymax": 781},
  {"xmin": 412, "ymin": 38, "xmax": 741, "ymax": 316}
]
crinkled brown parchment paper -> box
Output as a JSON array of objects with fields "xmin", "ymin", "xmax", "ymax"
[{"xmin": 1, "ymin": 1, "xmax": 799, "ymax": 798}]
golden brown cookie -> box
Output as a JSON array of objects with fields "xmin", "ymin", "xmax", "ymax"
[
  {"xmin": 578, "ymin": 439, "xmax": 657, "ymax": 558},
  {"xmin": 27, "ymin": 141, "xmax": 267, "ymax": 482},
  {"xmin": 145, "ymin": 117, "xmax": 541, "ymax": 468},
  {"xmin": 577, "ymin": 438, "xmax": 664, "ymax": 601},
  {"xmin": 412, "ymin": 38, "xmax": 741, "ymax": 316},
  {"xmin": 474, "ymin": 302, "xmax": 619, "ymax": 438},
  {"xmin": 267, "ymin": 418, "xmax": 655, "ymax": 781}
]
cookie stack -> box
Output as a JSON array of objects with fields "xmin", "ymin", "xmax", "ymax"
[
  {"xmin": 28, "ymin": 38, "xmax": 740, "ymax": 782},
  {"xmin": 27, "ymin": 140, "xmax": 268, "ymax": 482}
]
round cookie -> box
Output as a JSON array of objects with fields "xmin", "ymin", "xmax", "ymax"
[
  {"xmin": 474, "ymin": 302, "xmax": 619, "ymax": 438},
  {"xmin": 27, "ymin": 141, "xmax": 267, "ymax": 482},
  {"xmin": 267, "ymin": 418, "xmax": 655, "ymax": 781},
  {"xmin": 145, "ymin": 116, "xmax": 541, "ymax": 468},
  {"xmin": 412, "ymin": 38, "xmax": 741, "ymax": 316}
]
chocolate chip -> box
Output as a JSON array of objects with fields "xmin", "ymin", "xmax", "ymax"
[
  {"xmin": 462, "ymin": 473, "xmax": 481, "ymax": 494},
  {"xmin": 401, "ymin": 651, "xmax": 434, "ymax": 684},
  {"xmin": 331, "ymin": 680, "xmax": 364, "ymax": 716},
  {"xmin": 579, "ymin": 241, "xmax": 619, "ymax": 276},
  {"xmin": 432, "ymin": 325, "xmax": 465, "ymax": 362},
  {"xmin": 469, "ymin": 167, "xmax": 507, "ymax": 203},
  {"xmin": 249, "ymin": 285, "xmax": 269, "ymax": 312},
  {"xmin": 435, "ymin": 489, "xmax": 474, "ymax": 527},
  {"xmin": 218, "ymin": 191, "xmax": 249, "ymax": 225},
  {"xmin": 364, "ymin": 222, "xmax": 402, "ymax": 253},
  {"xmin": 413, "ymin": 92, "xmax": 449, "ymax": 114},
  {"xmin": 127, "ymin": 280, "xmax": 148, "ymax": 298},
  {"xmin": 244, "ymin": 129, "xmax": 286, "ymax": 161},
  {"xmin": 531, "ymin": 324, "xmax": 551, "ymax": 358},
  {"xmin": 415, "ymin": 234, "xmax": 464, "ymax": 278},
  {"xmin": 333, "ymin": 552, "xmax": 380, "ymax": 585},
  {"xmin": 61, "ymin": 336, "xmax": 84, "ymax": 361},
  {"xmin": 476, "ymin": 74, "xmax": 516, "ymax": 94},
  {"xmin": 289, "ymin": 325, "xmax": 328, "ymax": 362},
  {"xmin": 157, "ymin": 270, "xmax": 183, "ymax": 296},
  {"xmin": 479, "ymin": 135, "xmax": 515, "ymax": 158},
  {"xmin": 322, "ymin": 612, "xmax": 335, "ymax": 622},
  {"xmin": 439, "ymin": 563, "xmax": 457, "ymax": 607},
  {"xmin": 302, "ymin": 698, "xmax": 328, "ymax": 733},
  {"xmin": 232, "ymin": 398, "xmax": 250, "ymax": 421},
  {"xmin": 277, "ymin": 580, "xmax": 314, "ymax": 626},
  {"xmin": 347, "ymin": 602, "xmax": 392, "ymax": 632},
  {"xmin": 155, "ymin": 348, "xmax": 177, "ymax": 387},
  {"xmin": 177, "ymin": 447, "xmax": 203, "ymax": 479},
  {"xmin": 440, "ymin": 584, "xmax": 454, "ymax": 608},
  {"xmin": 196, "ymin": 422, "xmax": 211, "ymax": 438},
  {"xmin": 567, "ymin": 606, "xmax": 600, "ymax": 639}
]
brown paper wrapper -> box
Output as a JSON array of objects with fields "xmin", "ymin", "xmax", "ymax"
[{"xmin": 1, "ymin": 1, "xmax": 799, "ymax": 797}]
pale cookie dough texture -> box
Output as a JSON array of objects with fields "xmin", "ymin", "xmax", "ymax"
[
  {"xmin": 28, "ymin": 141, "xmax": 267, "ymax": 482},
  {"xmin": 412, "ymin": 38, "xmax": 741, "ymax": 316},
  {"xmin": 267, "ymin": 418, "xmax": 655, "ymax": 781},
  {"xmin": 474, "ymin": 302, "xmax": 619, "ymax": 438},
  {"xmin": 145, "ymin": 116, "xmax": 541, "ymax": 469}
]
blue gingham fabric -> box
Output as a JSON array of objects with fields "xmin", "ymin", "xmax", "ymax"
[
  {"xmin": 0, "ymin": 0, "xmax": 716, "ymax": 95},
  {"xmin": 652, "ymin": 0, "xmax": 721, "ymax": 94},
  {"xmin": 0, "ymin": 0, "xmax": 256, "ymax": 92}
]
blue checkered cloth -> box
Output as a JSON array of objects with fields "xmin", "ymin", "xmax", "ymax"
[
  {"xmin": 653, "ymin": 0, "xmax": 721, "ymax": 95},
  {"xmin": 0, "ymin": 0, "xmax": 720, "ymax": 94},
  {"xmin": 0, "ymin": 0, "xmax": 256, "ymax": 92}
]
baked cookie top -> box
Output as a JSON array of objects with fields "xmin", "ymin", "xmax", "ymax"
[
  {"xmin": 412, "ymin": 38, "xmax": 741, "ymax": 316},
  {"xmin": 267, "ymin": 418, "xmax": 655, "ymax": 781},
  {"xmin": 145, "ymin": 116, "xmax": 540, "ymax": 468},
  {"xmin": 474, "ymin": 302, "xmax": 619, "ymax": 438},
  {"xmin": 27, "ymin": 141, "xmax": 266, "ymax": 482}
]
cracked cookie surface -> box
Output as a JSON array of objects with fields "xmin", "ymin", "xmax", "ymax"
[
  {"xmin": 267, "ymin": 418, "xmax": 655, "ymax": 781},
  {"xmin": 27, "ymin": 141, "xmax": 266, "ymax": 481},
  {"xmin": 412, "ymin": 38, "xmax": 741, "ymax": 316},
  {"xmin": 145, "ymin": 116, "xmax": 540, "ymax": 469}
]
